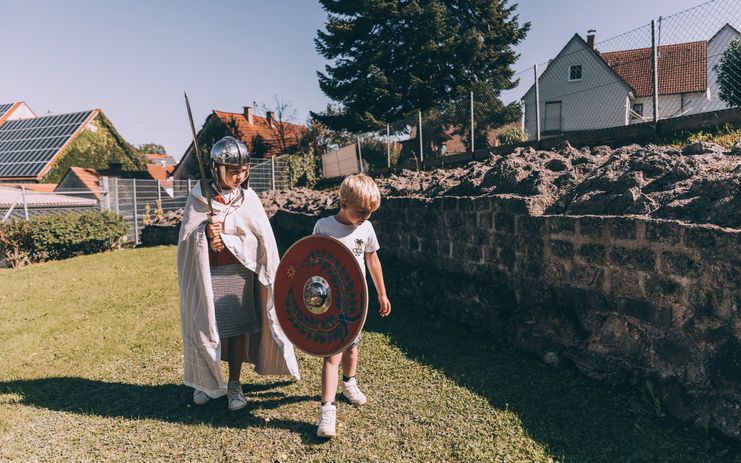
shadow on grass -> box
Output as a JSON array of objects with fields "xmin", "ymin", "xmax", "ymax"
[
  {"xmin": 363, "ymin": 301, "xmax": 740, "ymax": 463},
  {"xmin": 0, "ymin": 377, "xmax": 321, "ymax": 440}
]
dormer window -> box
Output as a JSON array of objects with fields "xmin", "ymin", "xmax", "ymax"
[{"xmin": 569, "ymin": 64, "xmax": 583, "ymax": 81}]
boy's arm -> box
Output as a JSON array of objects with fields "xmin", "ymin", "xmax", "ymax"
[{"xmin": 365, "ymin": 251, "xmax": 391, "ymax": 317}]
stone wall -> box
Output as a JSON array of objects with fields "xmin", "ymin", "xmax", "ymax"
[{"xmin": 271, "ymin": 195, "xmax": 740, "ymax": 439}]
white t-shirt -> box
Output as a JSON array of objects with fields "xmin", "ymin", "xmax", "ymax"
[{"xmin": 313, "ymin": 216, "xmax": 380, "ymax": 275}]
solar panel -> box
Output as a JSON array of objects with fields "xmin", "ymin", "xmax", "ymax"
[
  {"xmin": 0, "ymin": 110, "xmax": 95, "ymax": 178},
  {"xmin": 0, "ymin": 103, "xmax": 14, "ymax": 120}
]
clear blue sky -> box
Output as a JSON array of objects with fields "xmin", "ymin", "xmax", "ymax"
[{"xmin": 2, "ymin": 0, "xmax": 716, "ymax": 159}]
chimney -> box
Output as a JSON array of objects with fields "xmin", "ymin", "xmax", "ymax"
[
  {"xmin": 243, "ymin": 106, "xmax": 254, "ymax": 124},
  {"xmin": 587, "ymin": 29, "xmax": 596, "ymax": 49},
  {"xmin": 266, "ymin": 111, "xmax": 275, "ymax": 128}
]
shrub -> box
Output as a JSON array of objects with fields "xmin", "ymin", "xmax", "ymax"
[
  {"xmin": 284, "ymin": 153, "xmax": 319, "ymax": 188},
  {"xmin": 0, "ymin": 211, "xmax": 127, "ymax": 267},
  {"xmin": 496, "ymin": 127, "xmax": 527, "ymax": 146},
  {"xmin": 0, "ymin": 219, "xmax": 33, "ymax": 268}
]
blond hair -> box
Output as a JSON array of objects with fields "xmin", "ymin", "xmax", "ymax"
[{"xmin": 339, "ymin": 174, "xmax": 381, "ymax": 211}]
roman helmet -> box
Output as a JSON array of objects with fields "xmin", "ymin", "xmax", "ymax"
[{"xmin": 209, "ymin": 136, "xmax": 250, "ymax": 183}]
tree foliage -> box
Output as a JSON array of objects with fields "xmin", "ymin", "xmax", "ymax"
[
  {"xmin": 313, "ymin": 0, "xmax": 529, "ymax": 132},
  {"xmin": 716, "ymin": 38, "xmax": 741, "ymax": 107},
  {"xmin": 137, "ymin": 143, "xmax": 167, "ymax": 154}
]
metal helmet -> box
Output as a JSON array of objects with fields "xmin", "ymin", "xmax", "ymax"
[{"xmin": 209, "ymin": 136, "xmax": 250, "ymax": 183}]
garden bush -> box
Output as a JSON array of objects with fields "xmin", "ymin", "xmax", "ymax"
[{"xmin": 0, "ymin": 211, "xmax": 127, "ymax": 267}]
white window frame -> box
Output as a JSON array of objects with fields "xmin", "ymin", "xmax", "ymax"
[
  {"xmin": 632, "ymin": 103, "xmax": 644, "ymax": 118},
  {"xmin": 568, "ymin": 64, "xmax": 583, "ymax": 82}
]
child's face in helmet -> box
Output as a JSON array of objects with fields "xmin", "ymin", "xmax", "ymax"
[{"xmin": 218, "ymin": 165, "xmax": 249, "ymax": 190}]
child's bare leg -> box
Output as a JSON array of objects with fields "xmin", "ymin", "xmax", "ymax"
[
  {"xmin": 341, "ymin": 345, "xmax": 358, "ymax": 378},
  {"xmin": 322, "ymin": 353, "xmax": 342, "ymax": 403},
  {"xmin": 228, "ymin": 334, "xmax": 245, "ymax": 382}
]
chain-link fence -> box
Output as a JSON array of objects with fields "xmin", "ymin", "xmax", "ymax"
[
  {"xmin": 1, "ymin": 156, "xmax": 290, "ymax": 244},
  {"xmin": 343, "ymin": 0, "xmax": 739, "ymax": 170}
]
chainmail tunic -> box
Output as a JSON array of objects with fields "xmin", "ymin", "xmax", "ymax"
[{"xmin": 210, "ymin": 264, "xmax": 261, "ymax": 338}]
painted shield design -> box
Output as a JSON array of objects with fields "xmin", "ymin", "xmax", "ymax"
[{"xmin": 274, "ymin": 235, "xmax": 368, "ymax": 357}]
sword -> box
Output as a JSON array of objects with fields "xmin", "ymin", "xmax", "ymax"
[{"xmin": 184, "ymin": 92, "xmax": 215, "ymax": 219}]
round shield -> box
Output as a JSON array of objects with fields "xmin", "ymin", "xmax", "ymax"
[{"xmin": 274, "ymin": 235, "xmax": 368, "ymax": 357}]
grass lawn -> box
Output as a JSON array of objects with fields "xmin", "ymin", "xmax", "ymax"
[{"xmin": 0, "ymin": 247, "xmax": 738, "ymax": 462}]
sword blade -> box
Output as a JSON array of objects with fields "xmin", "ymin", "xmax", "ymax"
[{"xmin": 184, "ymin": 92, "xmax": 214, "ymax": 216}]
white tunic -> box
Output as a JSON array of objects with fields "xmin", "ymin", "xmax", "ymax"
[{"xmin": 177, "ymin": 183, "xmax": 300, "ymax": 398}]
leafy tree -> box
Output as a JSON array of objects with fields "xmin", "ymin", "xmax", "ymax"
[
  {"xmin": 137, "ymin": 143, "xmax": 167, "ymax": 154},
  {"xmin": 716, "ymin": 38, "xmax": 741, "ymax": 107},
  {"xmin": 313, "ymin": 0, "xmax": 530, "ymax": 136}
]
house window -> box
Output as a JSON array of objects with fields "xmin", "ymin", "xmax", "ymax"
[
  {"xmin": 632, "ymin": 103, "xmax": 644, "ymax": 119},
  {"xmin": 569, "ymin": 64, "xmax": 583, "ymax": 81}
]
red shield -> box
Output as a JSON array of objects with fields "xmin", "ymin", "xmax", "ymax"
[{"xmin": 274, "ymin": 235, "xmax": 368, "ymax": 357}]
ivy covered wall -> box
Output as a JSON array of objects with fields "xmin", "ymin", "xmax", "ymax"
[{"xmin": 41, "ymin": 112, "xmax": 147, "ymax": 183}]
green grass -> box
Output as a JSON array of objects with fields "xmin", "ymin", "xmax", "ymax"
[{"xmin": 0, "ymin": 247, "xmax": 738, "ymax": 462}]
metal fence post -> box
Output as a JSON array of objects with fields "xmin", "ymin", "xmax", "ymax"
[
  {"xmin": 470, "ymin": 90, "xmax": 475, "ymax": 152},
  {"xmin": 356, "ymin": 138, "xmax": 364, "ymax": 173},
  {"xmin": 386, "ymin": 124, "xmax": 391, "ymax": 169},
  {"xmin": 188, "ymin": 178, "xmax": 192, "ymax": 192},
  {"xmin": 534, "ymin": 64, "xmax": 541, "ymax": 143},
  {"xmin": 271, "ymin": 156, "xmax": 276, "ymax": 190},
  {"xmin": 114, "ymin": 177, "xmax": 120, "ymax": 215},
  {"xmin": 21, "ymin": 186, "xmax": 29, "ymax": 220},
  {"xmin": 100, "ymin": 177, "xmax": 109, "ymax": 211},
  {"xmin": 418, "ymin": 109, "xmax": 424, "ymax": 163},
  {"xmin": 157, "ymin": 180, "xmax": 162, "ymax": 205},
  {"xmin": 132, "ymin": 178, "xmax": 139, "ymax": 245},
  {"xmin": 651, "ymin": 19, "xmax": 660, "ymax": 129}
]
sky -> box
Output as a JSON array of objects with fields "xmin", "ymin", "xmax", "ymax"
[{"xmin": 1, "ymin": 0, "xmax": 719, "ymax": 160}]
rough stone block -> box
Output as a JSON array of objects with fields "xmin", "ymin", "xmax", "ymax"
[
  {"xmin": 545, "ymin": 216, "xmax": 575, "ymax": 235},
  {"xmin": 609, "ymin": 218, "xmax": 637, "ymax": 240},
  {"xmin": 440, "ymin": 196, "xmax": 459, "ymax": 211},
  {"xmin": 578, "ymin": 244, "xmax": 607, "ymax": 265},
  {"xmin": 550, "ymin": 239, "xmax": 574, "ymax": 258},
  {"xmin": 611, "ymin": 246, "xmax": 656, "ymax": 271},
  {"xmin": 645, "ymin": 221, "xmax": 681, "ymax": 245},
  {"xmin": 616, "ymin": 297, "xmax": 672, "ymax": 327},
  {"xmin": 579, "ymin": 217, "xmax": 608, "ymax": 238},
  {"xmin": 644, "ymin": 274, "xmax": 686, "ymax": 305},
  {"xmin": 444, "ymin": 211, "xmax": 464, "ymax": 228},
  {"xmin": 467, "ymin": 245, "xmax": 484, "ymax": 263},
  {"xmin": 468, "ymin": 229, "xmax": 491, "ymax": 246},
  {"xmin": 517, "ymin": 215, "xmax": 543, "ymax": 238},
  {"xmin": 477, "ymin": 212, "xmax": 494, "ymax": 229},
  {"xmin": 659, "ymin": 251, "xmax": 702, "ymax": 277},
  {"xmin": 495, "ymin": 212, "xmax": 515, "ymax": 233},
  {"xmin": 498, "ymin": 246, "xmax": 516, "ymax": 268},
  {"xmin": 611, "ymin": 268, "xmax": 644, "ymax": 297},
  {"xmin": 684, "ymin": 227, "xmax": 718, "ymax": 249},
  {"xmin": 494, "ymin": 196, "xmax": 529, "ymax": 213},
  {"xmin": 570, "ymin": 265, "xmax": 604, "ymax": 289}
]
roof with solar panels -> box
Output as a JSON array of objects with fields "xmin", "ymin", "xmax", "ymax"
[{"xmin": 0, "ymin": 101, "xmax": 100, "ymax": 181}]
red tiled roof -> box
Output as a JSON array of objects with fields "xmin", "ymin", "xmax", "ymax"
[
  {"xmin": 601, "ymin": 41, "xmax": 708, "ymax": 97},
  {"xmin": 146, "ymin": 164, "xmax": 172, "ymax": 184},
  {"xmin": 69, "ymin": 167, "xmax": 101, "ymax": 197},
  {"xmin": 213, "ymin": 111, "xmax": 307, "ymax": 157}
]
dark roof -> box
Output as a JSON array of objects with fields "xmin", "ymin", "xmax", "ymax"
[{"xmin": 0, "ymin": 110, "xmax": 98, "ymax": 180}]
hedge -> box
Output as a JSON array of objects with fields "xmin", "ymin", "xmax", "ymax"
[{"xmin": 0, "ymin": 211, "xmax": 128, "ymax": 268}]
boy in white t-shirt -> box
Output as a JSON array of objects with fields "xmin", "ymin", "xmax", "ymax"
[{"xmin": 312, "ymin": 174, "xmax": 391, "ymax": 438}]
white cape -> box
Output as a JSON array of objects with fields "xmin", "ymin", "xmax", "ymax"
[{"xmin": 177, "ymin": 183, "xmax": 300, "ymax": 398}]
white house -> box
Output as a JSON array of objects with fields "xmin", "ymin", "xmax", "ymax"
[{"xmin": 522, "ymin": 24, "xmax": 740, "ymax": 140}]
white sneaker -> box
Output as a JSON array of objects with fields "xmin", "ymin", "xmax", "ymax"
[
  {"xmin": 227, "ymin": 381, "xmax": 247, "ymax": 411},
  {"xmin": 317, "ymin": 402, "xmax": 337, "ymax": 438},
  {"xmin": 342, "ymin": 378, "xmax": 367, "ymax": 406},
  {"xmin": 193, "ymin": 389, "xmax": 210, "ymax": 405}
]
